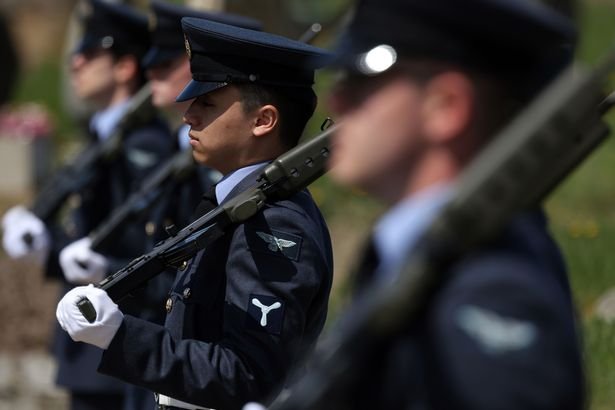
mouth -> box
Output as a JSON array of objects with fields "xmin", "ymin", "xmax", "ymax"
[{"xmin": 188, "ymin": 131, "xmax": 198, "ymax": 141}]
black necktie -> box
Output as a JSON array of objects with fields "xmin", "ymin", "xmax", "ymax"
[
  {"xmin": 193, "ymin": 184, "xmax": 218, "ymax": 218},
  {"xmin": 351, "ymin": 237, "xmax": 381, "ymax": 294}
]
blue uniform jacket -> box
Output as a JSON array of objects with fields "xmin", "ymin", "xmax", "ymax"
[
  {"xmin": 45, "ymin": 115, "xmax": 175, "ymax": 393},
  {"xmin": 330, "ymin": 210, "xmax": 584, "ymax": 409},
  {"xmin": 99, "ymin": 166, "xmax": 334, "ymax": 410}
]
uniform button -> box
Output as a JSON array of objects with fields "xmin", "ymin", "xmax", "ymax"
[
  {"xmin": 179, "ymin": 261, "xmax": 188, "ymax": 271},
  {"xmin": 145, "ymin": 221, "xmax": 156, "ymax": 236},
  {"xmin": 165, "ymin": 297, "xmax": 173, "ymax": 313},
  {"xmin": 68, "ymin": 193, "xmax": 82, "ymax": 208},
  {"xmin": 183, "ymin": 288, "xmax": 191, "ymax": 299}
]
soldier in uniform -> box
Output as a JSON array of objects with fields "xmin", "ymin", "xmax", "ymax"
[
  {"xmin": 306, "ymin": 0, "xmax": 584, "ymax": 408},
  {"xmin": 1, "ymin": 1, "xmax": 175, "ymax": 409},
  {"xmin": 142, "ymin": 0, "xmax": 261, "ymax": 229},
  {"xmin": 56, "ymin": 17, "xmax": 334, "ymax": 410}
]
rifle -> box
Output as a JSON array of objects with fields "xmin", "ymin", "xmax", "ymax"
[
  {"xmin": 26, "ymin": 85, "xmax": 156, "ymax": 227},
  {"xmin": 77, "ymin": 122, "xmax": 336, "ymax": 322},
  {"xmin": 263, "ymin": 52, "xmax": 615, "ymax": 410}
]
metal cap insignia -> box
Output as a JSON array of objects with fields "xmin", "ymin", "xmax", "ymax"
[{"xmin": 184, "ymin": 34, "xmax": 192, "ymax": 60}]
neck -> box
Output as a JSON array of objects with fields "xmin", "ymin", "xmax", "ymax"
[{"xmin": 378, "ymin": 149, "xmax": 461, "ymax": 205}]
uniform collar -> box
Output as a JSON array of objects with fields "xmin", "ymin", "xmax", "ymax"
[
  {"xmin": 90, "ymin": 98, "xmax": 132, "ymax": 141},
  {"xmin": 214, "ymin": 162, "xmax": 268, "ymax": 205},
  {"xmin": 177, "ymin": 124, "xmax": 191, "ymax": 150},
  {"xmin": 373, "ymin": 183, "xmax": 453, "ymax": 279}
]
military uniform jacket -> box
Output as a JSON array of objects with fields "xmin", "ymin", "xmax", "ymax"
[
  {"xmin": 46, "ymin": 115, "xmax": 175, "ymax": 392},
  {"xmin": 99, "ymin": 166, "xmax": 334, "ymax": 410},
  {"xmin": 330, "ymin": 210, "xmax": 584, "ymax": 410}
]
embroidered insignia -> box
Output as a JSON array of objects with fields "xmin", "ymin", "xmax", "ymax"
[
  {"xmin": 256, "ymin": 232, "xmax": 297, "ymax": 252},
  {"xmin": 252, "ymin": 298, "xmax": 281, "ymax": 326},
  {"xmin": 247, "ymin": 294, "xmax": 284, "ymax": 334},
  {"xmin": 455, "ymin": 305, "xmax": 537, "ymax": 355},
  {"xmin": 126, "ymin": 149, "xmax": 158, "ymax": 169},
  {"xmin": 184, "ymin": 34, "xmax": 192, "ymax": 60},
  {"xmin": 248, "ymin": 229, "xmax": 302, "ymax": 261}
]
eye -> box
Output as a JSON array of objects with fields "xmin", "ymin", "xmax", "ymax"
[{"xmin": 195, "ymin": 97, "xmax": 214, "ymax": 108}]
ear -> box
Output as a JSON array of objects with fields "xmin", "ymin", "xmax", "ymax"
[
  {"xmin": 113, "ymin": 55, "xmax": 139, "ymax": 84},
  {"xmin": 420, "ymin": 72, "xmax": 474, "ymax": 144},
  {"xmin": 252, "ymin": 104, "xmax": 279, "ymax": 137}
]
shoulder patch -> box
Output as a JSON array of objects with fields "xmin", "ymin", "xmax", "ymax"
[
  {"xmin": 455, "ymin": 304, "xmax": 537, "ymax": 355},
  {"xmin": 126, "ymin": 148, "xmax": 159, "ymax": 169},
  {"xmin": 246, "ymin": 294, "xmax": 284, "ymax": 335},
  {"xmin": 246, "ymin": 228, "xmax": 302, "ymax": 261}
]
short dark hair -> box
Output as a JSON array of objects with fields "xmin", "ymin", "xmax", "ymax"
[
  {"xmin": 236, "ymin": 83, "xmax": 317, "ymax": 148},
  {"xmin": 109, "ymin": 50, "xmax": 148, "ymax": 89}
]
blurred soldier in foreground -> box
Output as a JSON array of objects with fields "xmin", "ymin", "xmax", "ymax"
[
  {"xmin": 315, "ymin": 0, "xmax": 584, "ymax": 408},
  {"xmin": 56, "ymin": 17, "xmax": 334, "ymax": 410},
  {"xmin": 1, "ymin": 0, "xmax": 174, "ymax": 409}
]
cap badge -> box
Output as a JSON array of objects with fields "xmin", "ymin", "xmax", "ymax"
[
  {"xmin": 101, "ymin": 36, "xmax": 114, "ymax": 49},
  {"xmin": 184, "ymin": 34, "xmax": 192, "ymax": 60},
  {"xmin": 357, "ymin": 44, "xmax": 397, "ymax": 76}
]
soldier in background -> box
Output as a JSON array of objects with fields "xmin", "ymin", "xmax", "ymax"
[
  {"xmin": 311, "ymin": 0, "xmax": 584, "ymax": 408},
  {"xmin": 1, "ymin": 0, "xmax": 175, "ymax": 409}
]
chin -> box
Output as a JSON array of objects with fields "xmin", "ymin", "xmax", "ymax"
[{"xmin": 330, "ymin": 165, "xmax": 358, "ymax": 187}]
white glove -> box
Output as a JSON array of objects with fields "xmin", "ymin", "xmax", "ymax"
[
  {"xmin": 59, "ymin": 237, "xmax": 108, "ymax": 284},
  {"xmin": 243, "ymin": 403, "xmax": 266, "ymax": 410},
  {"xmin": 1, "ymin": 205, "xmax": 50, "ymax": 264},
  {"xmin": 56, "ymin": 284, "xmax": 123, "ymax": 350}
]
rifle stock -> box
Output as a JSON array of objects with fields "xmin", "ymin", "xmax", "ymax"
[
  {"xmin": 77, "ymin": 124, "xmax": 336, "ymax": 322},
  {"xmin": 28, "ymin": 85, "xmax": 156, "ymax": 224},
  {"xmin": 264, "ymin": 52, "xmax": 615, "ymax": 410}
]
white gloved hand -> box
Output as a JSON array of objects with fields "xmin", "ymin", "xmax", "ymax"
[
  {"xmin": 243, "ymin": 403, "xmax": 266, "ymax": 410},
  {"xmin": 59, "ymin": 237, "xmax": 108, "ymax": 284},
  {"xmin": 1, "ymin": 205, "xmax": 50, "ymax": 264},
  {"xmin": 56, "ymin": 284, "xmax": 123, "ymax": 350}
]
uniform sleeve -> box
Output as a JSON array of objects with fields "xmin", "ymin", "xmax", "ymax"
[
  {"xmin": 424, "ymin": 253, "xmax": 584, "ymax": 410},
  {"xmin": 99, "ymin": 203, "xmax": 332, "ymax": 410}
]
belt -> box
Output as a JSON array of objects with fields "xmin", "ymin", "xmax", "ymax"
[{"xmin": 155, "ymin": 393, "xmax": 215, "ymax": 410}]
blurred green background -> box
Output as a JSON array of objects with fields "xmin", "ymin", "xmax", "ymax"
[{"xmin": 2, "ymin": 0, "xmax": 615, "ymax": 408}]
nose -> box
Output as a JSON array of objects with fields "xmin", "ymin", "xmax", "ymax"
[
  {"xmin": 182, "ymin": 100, "xmax": 197, "ymax": 126},
  {"xmin": 70, "ymin": 53, "xmax": 86, "ymax": 72},
  {"xmin": 328, "ymin": 87, "xmax": 351, "ymax": 116}
]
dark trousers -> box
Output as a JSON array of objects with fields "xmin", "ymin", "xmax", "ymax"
[{"xmin": 70, "ymin": 392, "xmax": 124, "ymax": 410}]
